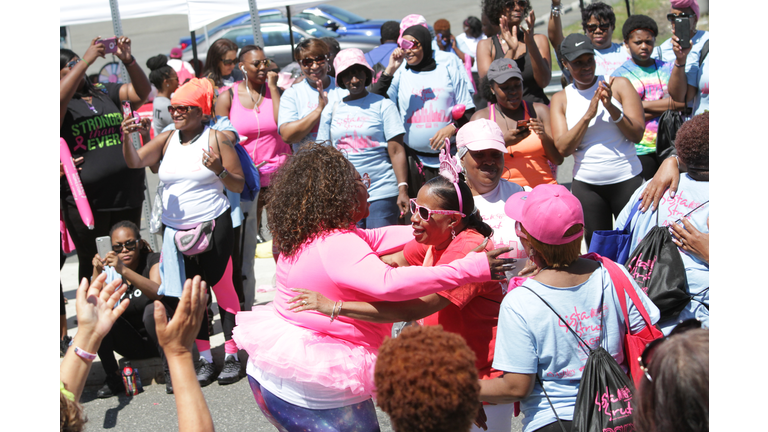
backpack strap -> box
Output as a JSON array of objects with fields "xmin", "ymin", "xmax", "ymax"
[
  {"xmin": 536, "ymin": 375, "xmax": 568, "ymax": 432},
  {"xmin": 699, "ymin": 40, "xmax": 709, "ymax": 67}
]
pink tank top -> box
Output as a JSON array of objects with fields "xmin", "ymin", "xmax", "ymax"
[
  {"xmin": 229, "ymin": 81, "xmax": 291, "ymax": 187},
  {"xmin": 489, "ymin": 102, "xmax": 556, "ymax": 188}
]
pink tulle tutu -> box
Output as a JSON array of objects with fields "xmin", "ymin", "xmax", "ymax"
[{"xmin": 233, "ymin": 304, "xmax": 378, "ymax": 397}]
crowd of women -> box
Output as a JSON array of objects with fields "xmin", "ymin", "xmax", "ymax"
[{"xmin": 61, "ymin": 0, "xmax": 709, "ymax": 431}]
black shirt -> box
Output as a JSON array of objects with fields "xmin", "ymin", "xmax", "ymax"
[
  {"xmin": 60, "ymin": 82, "xmax": 145, "ymax": 211},
  {"xmin": 118, "ymin": 252, "xmax": 161, "ymax": 336}
]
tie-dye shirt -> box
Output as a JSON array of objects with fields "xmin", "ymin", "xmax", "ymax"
[{"xmin": 612, "ymin": 59, "xmax": 673, "ymax": 155}]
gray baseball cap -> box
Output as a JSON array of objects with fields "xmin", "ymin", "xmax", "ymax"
[
  {"xmin": 487, "ymin": 59, "xmax": 523, "ymax": 84},
  {"xmin": 560, "ymin": 33, "xmax": 595, "ymax": 62}
]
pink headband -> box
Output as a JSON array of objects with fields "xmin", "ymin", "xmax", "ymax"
[{"xmin": 439, "ymin": 138, "xmax": 464, "ymax": 215}]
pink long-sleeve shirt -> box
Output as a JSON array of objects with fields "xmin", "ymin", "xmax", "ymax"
[{"xmin": 271, "ymin": 226, "xmax": 493, "ymax": 348}]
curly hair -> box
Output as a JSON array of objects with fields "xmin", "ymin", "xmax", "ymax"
[
  {"xmin": 60, "ymin": 391, "xmax": 87, "ymax": 432},
  {"xmin": 636, "ymin": 328, "xmax": 709, "ymax": 432},
  {"xmin": 622, "ymin": 14, "xmax": 659, "ymax": 40},
  {"xmin": 581, "ymin": 1, "xmax": 616, "ymax": 31},
  {"xmin": 375, "ymin": 325, "xmax": 480, "ymax": 432},
  {"xmin": 426, "ymin": 175, "xmax": 494, "ymax": 238},
  {"xmin": 675, "ymin": 112, "xmax": 708, "ymax": 171},
  {"xmin": 482, "ymin": 0, "xmax": 532, "ymax": 27},
  {"xmin": 266, "ymin": 142, "xmax": 359, "ymax": 257}
]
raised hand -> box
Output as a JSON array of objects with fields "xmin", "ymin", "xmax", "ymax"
[
  {"xmin": 154, "ymin": 276, "xmax": 209, "ymax": 356},
  {"xmin": 76, "ymin": 273, "xmax": 129, "ymax": 343}
]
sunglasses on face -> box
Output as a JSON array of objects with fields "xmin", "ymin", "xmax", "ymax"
[
  {"xmin": 638, "ymin": 318, "xmax": 703, "ymax": 382},
  {"xmin": 112, "ymin": 239, "xmax": 140, "ymax": 252},
  {"xmin": 67, "ymin": 58, "xmax": 81, "ymax": 69},
  {"xmin": 504, "ymin": 0, "xmax": 528, "ymax": 9},
  {"xmin": 585, "ymin": 23, "xmax": 611, "ymax": 33},
  {"xmin": 251, "ymin": 59, "xmax": 271, "ymax": 68},
  {"xmin": 300, "ymin": 55, "xmax": 328, "ymax": 68},
  {"xmin": 667, "ymin": 12, "xmax": 694, "ymax": 22},
  {"xmin": 167, "ymin": 105, "xmax": 197, "ymax": 115},
  {"xmin": 221, "ymin": 58, "xmax": 237, "ymax": 66},
  {"xmin": 409, "ymin": 199, "xmax": 465, "ymax": 221},
  {"xmin": 400, "ymin": 39, "xmax": 421, "ymax": 50}
]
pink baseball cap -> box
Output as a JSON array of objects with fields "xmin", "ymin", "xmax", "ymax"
[
  {"xmin": 398, "ymin": 14, "xmax": 429, "ymax": 46},
  {"xmin": 504, "ymin": 184, "xmax": 584, "ymax": 245},
  {"xmin": 333, "ymin": 48, "xmax": 373, "ymax": 89},
  {"xmin": 170, "ymin": 47, "xmax": 183, "ymax": 59},
  {"xmin": 457, "ymin": 119, "xmax": 507, "ymax": 153}
]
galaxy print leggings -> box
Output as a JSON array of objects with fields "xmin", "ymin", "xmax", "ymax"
[{"xmin": 248, "ymin": 376, "xmax": 381, "ymax": 432}]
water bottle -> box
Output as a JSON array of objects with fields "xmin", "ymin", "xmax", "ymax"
[{"xmin": 122, "ymin": 362, "xmax": 142, "ymax": 396}]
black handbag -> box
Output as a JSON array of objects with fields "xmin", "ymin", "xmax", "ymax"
[{"xmin": 624, "ymin": 201, "xmax": 709, "ymax": 320}]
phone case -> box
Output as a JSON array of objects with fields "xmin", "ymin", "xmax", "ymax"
[{"xmin": 96, "ymin": 236, "xmax": 112, "ymax": 258}]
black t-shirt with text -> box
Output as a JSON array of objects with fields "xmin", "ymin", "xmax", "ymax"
[
  {"xmin": 60, "ymin": 82, "xmax": 145, "ymax": 211},
  {"xmin": 118, "ymin": 252, "xmax": 160, "ymax": 336}
]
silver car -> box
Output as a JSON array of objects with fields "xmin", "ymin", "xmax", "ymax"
[{"xmin": 181, "ymin": 18, "xmax": 380, "ymax": 68}]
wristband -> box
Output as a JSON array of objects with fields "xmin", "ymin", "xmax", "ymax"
[
  {"xmin": 74, "ymin": 346, "xmax": 97, "ymax": 361},
  {"xmin": 398, "ymin": 182, "xmax": 408, "ymax": 188},
  {"xmin": 82, "ymin": 58, "xmax": 91, "ymax": 68},
  {"xmin": 123, "ymin": 55, "xmax": 136, "ymax": 67},
  {"xmin": 674, "ymin": 62, "xmax": 685, "ymax": 68},
  {"xmin": 611, "ymin": 110, "xmax": 624, "ymax": 123}
]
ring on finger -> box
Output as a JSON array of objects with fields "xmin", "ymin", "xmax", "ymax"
[{"xmin": 301, "ymin": 300, "xmax": 308, "ymax": 306}]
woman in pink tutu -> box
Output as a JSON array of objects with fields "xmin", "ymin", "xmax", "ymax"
[{"xmin": 232, "ymin": 142, "xmax": 514, "ymax": 431}]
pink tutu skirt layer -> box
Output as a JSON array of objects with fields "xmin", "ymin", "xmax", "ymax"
[{"xmin": 233, "ymin": 305, "xmax": 378, "ymax": 397}]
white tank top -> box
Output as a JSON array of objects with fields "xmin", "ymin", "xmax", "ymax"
[
  {"xmin": 158, "ymin": 127, "xmax": 230, "ymax": 229},
  {"xmin": 564, "ymin": 76, "xmax": 641, "ymax": 185}
]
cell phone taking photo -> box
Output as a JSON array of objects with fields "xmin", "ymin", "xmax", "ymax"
[
  {"xmin": 517, "ymin": 119, "xmax": 530, "ymax": 132},
  {"xmin": 674, "ymin": 17, "xmax": 691, "ymax": 50},
  {"xmin": 97, "ymin": 37, "xmax": 119, "ymax": 54}
]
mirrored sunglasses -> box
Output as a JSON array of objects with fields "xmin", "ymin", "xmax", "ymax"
[{"xmin": 400, "ymin": 39, "xmax": 421, "ymax": 50}]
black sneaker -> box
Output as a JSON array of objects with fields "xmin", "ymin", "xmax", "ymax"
[
  {"xmin": 217, "ymin": 357, "xmax": 242, "ymax": 385},
  {"xmin": 60, "ymin": 335, "xmax": 72, "ymax": 357},
  {"xmin": 196, "ymin": 358, "xmax": 216, "ymax": 387},
  {"xmin": 97, "ymin": 374, "xmax": 125, "ymax": 398}
]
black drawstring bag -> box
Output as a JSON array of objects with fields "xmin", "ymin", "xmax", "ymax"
[
  {"xmin": 524, "ymin": 284, "xmax": 635, "ymax": 432},
  {"xmin": 655, "ymin": 109, "xmax": 685, "ymax": 159},
  {"xmin": 624, "ymin": 201, "xmax": 708, "ymax": 321}
]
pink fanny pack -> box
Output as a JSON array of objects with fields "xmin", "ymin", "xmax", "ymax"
[{"xmin": 174, "ymin": 220, "xmax": 216, "ymax": 256}]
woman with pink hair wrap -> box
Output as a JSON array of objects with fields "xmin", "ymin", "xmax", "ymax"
[
  {"xmin": 121, "ymin": 78, "xmax": 247, "ymax": 387},
  {"xmin": 651, "ymin": 0, "xmax": 708, "ymax": 82}
]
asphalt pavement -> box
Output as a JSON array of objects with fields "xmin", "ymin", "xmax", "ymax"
[{"xmin": 60, "ymin": 0, "xmax": 588, "ymax": 429}]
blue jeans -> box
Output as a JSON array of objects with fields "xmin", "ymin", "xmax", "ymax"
[{"xmin": 357, "ymin": 196, "xmax": 400, "ymax": 229}]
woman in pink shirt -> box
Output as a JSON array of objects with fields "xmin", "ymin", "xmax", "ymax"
[{"xmin": 232, "ymin": 142, "xmax": 514, "ymax": 431}]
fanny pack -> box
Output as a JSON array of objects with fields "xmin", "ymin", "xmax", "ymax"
[{"xmin": 174, "ymin": 220, "xmax": 215, "ymax": 256}]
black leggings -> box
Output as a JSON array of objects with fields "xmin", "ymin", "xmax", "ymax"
[
  {"xmin": 572, "ymin": 175, "xmax": 643, "ymax": 248},
  {"xmin": 97, "ymin": 310, "xmax": 159, "ymax": 376},
  {"xmin": 62, "ymin": 201, "xmax": 142, "ymax": 282},
  {"xmin": 638, "ymin": 153, "xmax": 660, "ymax": 181}
]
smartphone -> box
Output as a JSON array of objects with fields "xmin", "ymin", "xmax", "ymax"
[
  {"xmin": 122, "ymin": 100, "xmax": 140, "ymax": 124},
  {"xmin": 98, "ymin": 37, "xmax": 119, "ymax": 54},
  {"xmin": 674, "ymin": 17, "xmax": 691, "ymax": 50},
  {"xmin": 517, "ymin": 119, "xmax": 530, "ymax": 132},
  {"xmin": 96, "ymin": 236, "xmax": 112, "ymax": 259}
]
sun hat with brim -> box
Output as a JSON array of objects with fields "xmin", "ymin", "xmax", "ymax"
[
  {"xmin": 504, "ymin": 184, "xmax": 585, "ymax": 245},
  {"xmin": 333, "ymin": 48, "xmax": 373, "ymax": 89},
  {"xmin": 456, "ymin": 119, "xmax": 507, "ymax": 154},
  {"xmin": 560, "ymin": 33, "xmax": 595, "ymax": 62}
]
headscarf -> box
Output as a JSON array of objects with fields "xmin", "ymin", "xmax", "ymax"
[
  {"xmin": 669, "ymin": 0, "xmax": 700, "ymax": 18},
  {"xmin": 170, "ymin": 78, "xmax": 214, "ymax": 115},
  {"xmin": 402, "ymin": 25, "xmax": 436, "ymax": 72}
]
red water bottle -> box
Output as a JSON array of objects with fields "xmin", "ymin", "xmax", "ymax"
[{"xmin": 122, "ymin": 362, "xmax": 142, "ymax": 396}]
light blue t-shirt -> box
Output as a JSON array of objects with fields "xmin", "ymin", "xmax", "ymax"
[
  {"xmin": 652, "ymin": 30, "xmax": 709, "ymax": 90},
  {"xmin": 435, "ymin": 50, "xmax": 475, "ymax": 95},
  {"xmin": 493, "ymin": 265, "xmax": 660, "ymax": 432},
  {"xmin": 690, "ymin": 52, "xmax": 709, "ymax": 115},
  {"xmin": 317, "ymin": 93, "xmax": 405, "ymax": 202},
  {"xmin": 388, "ymin": 60, "xmax": 474, "ymax": 167},
  {"xmin": 615, "ymin": 175, "xmax": 709, "ymax": 333},
  {"xmin": 276, "ymin": 77, "xmax": 344, "ymax": 152},
  {"xmin": 594, "ymin": 42, "xmax": 631, "ymax": 77}
]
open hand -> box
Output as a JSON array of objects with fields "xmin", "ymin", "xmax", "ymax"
[
  {"xmin": 598, "ymin": 77, "xmax": 615, "ymax": 110},
  {"xmin": 315, "ymin": 79, "xmax": 328, "ymax": 111},
  {"xmin": 76, "ymin": 273, "xmax": 129, "ymax": 343},
  {"xmin": 154, "ymin": 276, "xmax": 209, "ymax": 357},
  {"xmin": 522, "ymin": 10, "xmax": 536, "ymax": 45},
  {"xmin": 500, "ymin": 18, "xmax": 519, "ymax": 55}
]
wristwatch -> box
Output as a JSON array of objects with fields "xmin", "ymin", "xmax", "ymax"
[{"xmin": 218, "ymin": 168, "xmax": 229, "ymax": 180}]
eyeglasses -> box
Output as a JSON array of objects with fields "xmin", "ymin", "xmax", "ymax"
[
  {"xmin": 299, "ymin": 55, "xmax": 328, "ymax": 68},
  {"xmin": 504, "ymin": 0, "xmax": 528, "ymax": 9},
  {"xmin": 67, "ymin": 58, "xmax": 81, "ymax": 69},
  {"xmin": 400, "ymin": 39, "xmax": 421, "ymax": 51},
  {"xmin": 112, "ymin": 239, "xmax": 141, "ymax": 252},
  {"xmin": 638, "ymin": 318, "xmax": 703, "ymax": 382},
  {"xmin": 410, "ymin": 199, "xmax": 465, "ymax": 221},
  {"xmin": 515, "ymin": 221, "xmax": 527, "ymax": 240},
  {"xmin": 167, "ymin": 105, "xmax": 197, "ymax": 115},
  {"xmin": 667, "ymin": 12, "xmax": 694, "ymax": 22},
  {"xmin": 585, "ymin": 23, "xmax": 611, "ymax": 33},
  {"xmin": 221, "ymin": 58, "xmax": 237, "ymax": 66}
]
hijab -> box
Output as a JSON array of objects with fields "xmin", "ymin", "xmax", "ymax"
[{"xmin": 402, "ymin": 25, "xmax": 436, "ymax": 72}]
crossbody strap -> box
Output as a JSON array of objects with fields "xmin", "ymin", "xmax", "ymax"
[
  {"xmin": 599, "ymin": 257, "xmax": 655, "ymax": 334},
  {"xmin": 536, "ymin": 375, "xmax": 568, "ymax": 432}
]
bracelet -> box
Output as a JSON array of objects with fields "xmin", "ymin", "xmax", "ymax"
[
  {"xmin": 397, "ymin": 182, "xmax": 408, "ymax": 188},
  {"xmin": 674, "ymin": 62, "xmax": 685, "ymax": 68},
  {"xmin": 74, "ymin": 346, "xmax": 97, "ymax": 361},
  {"xmin": 82, "ymin": 58, "xmax": 91, "ymax": 68},
  {"xmin": 551, "ymin": 5, "xmax": 562, "ymax": 16},
  {"xmin": 123, "ymin": 55, "xmax": 136, "ymax": 67},
  {"xmin": 611, "ymin": 110, "xmax": 625, "ymax": 123},
  {"xmin": 329, "ymin": 301, "xmax": 343, "ymax": 322}
]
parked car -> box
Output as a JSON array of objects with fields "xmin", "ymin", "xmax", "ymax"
[
  {"xmin": 178, "ymin": 9, "xmax": 282, "ymax": 50},
  {"xmin": 181, "ymin": 18, "xmax": 380, "ymax": 69},
  {"xmin": 294, "ymin": 5, "xmax": 391, "ymax": 37}
]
